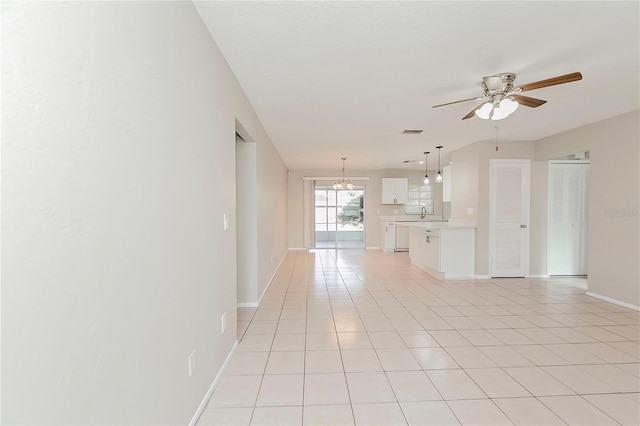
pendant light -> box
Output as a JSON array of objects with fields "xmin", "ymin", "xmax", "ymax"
[
  {"xmin": 332, "ymin": 157, "xmax": 355, "ymax": 190},
  {"xmin": 436, "ymin": 146, "xmax": 443, "ymax": 183},
  {"xmin": 423, "ymin": 151, "xmax": 430, "ymax": 184}
]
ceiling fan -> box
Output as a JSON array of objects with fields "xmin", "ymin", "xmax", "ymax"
[{"xmin": 433, "ymin": 72, "xmax": 583, "ymax": 120}]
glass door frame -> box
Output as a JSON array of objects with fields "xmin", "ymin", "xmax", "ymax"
[{"xmin": 313, "ymin": 184, "xmax": 366, "ymax": 249}]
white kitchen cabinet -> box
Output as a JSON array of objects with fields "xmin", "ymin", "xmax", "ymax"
[
  {"xmin": 381, "ymin": 221, "xmax": 410, "ymax": 252},
  {"xmin": 423, "ymin": 230, "xmax": 441, "ymax": 272},
  {"xmin": 381, "ymin": 222, "xmax": 396, "ymax": 252},
  {"xmin": 409, "ymin": 231, "xmax": 425, "ymax": 263},
  {"xmin": 381, "ymin": 178, "xmax": 408, "ymax": 204},
  {"xmin": 442, "ymin": 165, "xmax": 452, "ymax": 202},
  {"xmin": 409, "ymin": 226, "xmax": 475, "ymax": 279}
]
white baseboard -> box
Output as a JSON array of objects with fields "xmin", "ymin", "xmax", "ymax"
[
  {"xmin": 585, "ymin": 291, "xmax": 640, "ymax": 312},
  {"xmin": 237, "ymin": 302, "xmax": 258, "ymax": 308},
  {"xmin": 365, "ymin": 246, "xmax": 380, "ymax": 250},
  {"xmin": 287, "ymin": 247, "xmax": 309, "ymax": 251},
  {"xmin": 257, "ymin": 252, "xmax": 286, "ymax": 305},
  {"xmin": 189, "ymin": 340, "xmax": 239, "ymax": 425},
  {"xmin": 526, "ymin": 275, "xmax": 550, "ymax": 279},
  {"xmin": 474, "ymin": 275, "xmax": 491, "ymax": 279}
]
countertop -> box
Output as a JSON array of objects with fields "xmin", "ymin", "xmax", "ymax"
[
  {"xmin": 409, "ymin": 222, "xmax": 476, "ymax": 230},
  {"xmin": 378, "ymin": 215, "xmax": 447, "ymax": 222}
]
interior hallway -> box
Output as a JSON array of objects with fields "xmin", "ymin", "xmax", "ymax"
[{"xmin": 198, "ymin": 250, "xmax": 639, "ymax": 425}]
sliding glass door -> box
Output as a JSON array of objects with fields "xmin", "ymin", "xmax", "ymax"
[{"xmin": 314, "ymin": 186, "xmax": 365, "ymax": 249}]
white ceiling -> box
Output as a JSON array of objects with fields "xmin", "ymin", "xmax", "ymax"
[{"xmin": 194, "ymin": 1, "xmax": 639, "ymax": 171}]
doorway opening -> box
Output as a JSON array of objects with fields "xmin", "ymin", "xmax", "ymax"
[
  {"xmin": 314, "ymin": 185, "xmax": 365, "ymax": 249},
  {"xmin": 235, "ymin": 125, "xmax": 258, "ymax": 340}
]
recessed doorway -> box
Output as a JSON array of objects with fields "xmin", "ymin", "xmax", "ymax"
[{"xmin": 314, "ymin": 185, "xmax": 365, "ymax": 249}]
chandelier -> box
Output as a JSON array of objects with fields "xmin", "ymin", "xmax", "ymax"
[{"xmin": 332, "ymin": 157, "xmax": 355, "ymax": 190}]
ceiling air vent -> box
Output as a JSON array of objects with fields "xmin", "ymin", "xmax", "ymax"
[{"xmin": 402, "ymin": 129, "xmax": 423, "ymax": 134}]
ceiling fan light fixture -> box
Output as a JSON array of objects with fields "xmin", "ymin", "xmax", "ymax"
[
  {"xmin": 475, "ymin": 103, "xmax": 493, "ymax": 120},
  {"xmin": 491, "ymin": 98, "xmax": 519, "ymax": 121}
]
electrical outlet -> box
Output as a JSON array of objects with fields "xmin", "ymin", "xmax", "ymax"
[
  {"xmin": 223, "ymin": 213, "xmax": 229, "ymax": 231},
  {"xmin": 188, "ymin": 350, "xmax": 196, "ymax": 376},
  {"xmin": 221, "ymin": 312, "xmax": 227, "ymax": 333}
]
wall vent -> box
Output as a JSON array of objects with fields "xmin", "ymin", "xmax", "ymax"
[{"xmin": 402, "ymin": 129, "xmax": 423, "ymax": 134}]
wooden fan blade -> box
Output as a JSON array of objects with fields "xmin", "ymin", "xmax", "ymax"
[
  {"xmin": 517, "ymin": 72, "xmax": 582, "ymax": 92},
  {"xmin": 462, "ymin": 101, "xmax": 489, "ymax": 120},
  {"xmin": 511, "ymin": 95, "xmax": 547, "ymax": 108},
  {"xmin": 433, "ymin": 96, "xmax": 484, "ymax": 108}
]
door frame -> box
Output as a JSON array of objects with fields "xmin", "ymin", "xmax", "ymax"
[
  {"xmin": 302, "ymin": 176, "xmax": 369, "ymax": 249},
  {"xmin": 489, "ymin": 159, "xmax": 531, "ymax": 277},
  {"xmin": 312, "ymin": 183, "xmax": 366, "ymax": 249}
]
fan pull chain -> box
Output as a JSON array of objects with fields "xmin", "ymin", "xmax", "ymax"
[{"xmin": 494, "ymin": 125, "xmax": 499, "ymax": 152}]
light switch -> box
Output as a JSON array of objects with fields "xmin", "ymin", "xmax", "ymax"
[
  {"xmin": 466, "ymin": 207, "xmax": 474, "ymax": 215},
  {"xmin": 223, "ymin": 213, "xmax": 229, "ymax": 230}
]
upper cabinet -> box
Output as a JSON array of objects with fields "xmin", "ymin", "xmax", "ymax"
[
  {"xmin": 381, "ymin": 178, "xmax": 409, "ymax": 204},
  {"xmin": 442, "ymin": 165, "xmax": 452, "ymax": 202}
]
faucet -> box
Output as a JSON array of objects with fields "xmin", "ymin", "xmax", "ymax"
[{"xmin": 421, "ymin": 207, "xmax": 427, "ymax": 219}]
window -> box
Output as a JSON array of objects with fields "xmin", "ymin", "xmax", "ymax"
[{"xmin": 404, "ymin": 184, "xmax": 433, "ymax": 215}]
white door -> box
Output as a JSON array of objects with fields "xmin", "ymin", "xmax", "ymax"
[
  {"xmin": 490, "ymin": 160, "xmax": 530, "ymax": 277},
  {"xmin": 547, "ymin": 161, "xmax": 589, "ymax": 275}
]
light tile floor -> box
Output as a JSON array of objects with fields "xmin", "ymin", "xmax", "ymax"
[{"xmin": 198, "ymin": 250, "xmax": 640, "ymax": 425}]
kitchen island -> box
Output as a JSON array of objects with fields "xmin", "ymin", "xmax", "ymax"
[
  {"xmin": 379, "ymin": 216, "xmax": 447, "ymax": 252},
  {"xmin": 409, "ymin": 223, "xmax": 475, "ymax": 279}
]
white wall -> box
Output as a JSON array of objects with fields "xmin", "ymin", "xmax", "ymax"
[
  {"xmin": 447, "ymin": 111, "xmax": 639, "ymax": 307},
  {"xmin": 2, "ymin": 2, "xmax": 287, "ymax": 424},
  {"xmin": 287, "ymin": 169, "xmax": 443, "ymax": 249},
  {"xmin": 535, "ymin": 111, "xmax": 639, "ymax": 307}
]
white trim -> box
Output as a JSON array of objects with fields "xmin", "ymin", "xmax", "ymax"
[
  {"xmin": 303, "ymin": 176, "xmax": 369, "ymax": 181},
  {"xmin": 237, "ymin": 302, "xmax": 258, "ymax": 308},
  {"xmin": 474, "ymin": 275, "xmax": 491, "ymax": 279},
  {"xmin": 526, "ymin": 275, "xmax": 550, "ymax": 278},
  {"xmin": 287, "ymin": 247, "xmax": 309, "ymax": 251},
  {"xmin": 189, "ymin": 340, "xmax": 239, "ymax": 426},
  {"xmin": 366, "ymin": 246, "xmax": 380, "ymax": 250},
  {"xmin": 585, "ymin": 292, "xmax": 640, "ymax": 312}
]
